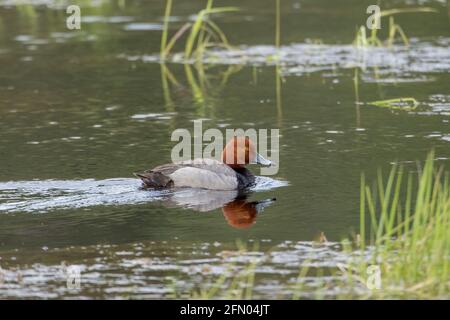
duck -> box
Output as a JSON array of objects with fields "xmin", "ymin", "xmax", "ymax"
[{"xmin": 134, "ymin": 136, "xmax": 272, "ymax": 190}]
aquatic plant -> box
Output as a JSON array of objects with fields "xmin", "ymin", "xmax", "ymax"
[
  {"xmin": 159, "ymin": 0, "xmax": 242, "ymax": 114},
  {"xmin": 353, "ymin": 7, "xmax": 437, "ymax": 48},
  {"xmin": 167, "ymin": 151, "xmax": 449, "ymax": 300},
  {"xmin": 274, "ymin": 0, "xmax": 283, "ymax": 123},
  {"xmin": 275, "ymin": 0, "xmax": 281, "ymax": 49},
  {"xmin": 344, "ymin": 150, "xmax": 450, "ymax": 298},
  {"xmin": 160, "ymin": 0, "xmax": 238, "ymax": 60},
  {"xmin": 367, "ymin": 97, "xmax": 419, "ymax": 111},
  {"xmin": 160, "ymin": 0, "xmax": 173, "ymax": 59}
]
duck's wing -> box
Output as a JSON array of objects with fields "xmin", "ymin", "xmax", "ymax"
[{"xmin": 135, "ymin": 159, "xmax": 238, "ymax": 190}]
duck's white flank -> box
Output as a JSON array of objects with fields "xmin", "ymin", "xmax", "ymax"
[{"xmin": 169, "ymin": 159, "xmax": 238, "ymax": 190}]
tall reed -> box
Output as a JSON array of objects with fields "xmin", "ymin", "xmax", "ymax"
[
  {"xmin": 353, "ymin": 7, "xmax": 437, "ymax": 48},
  {"xmin": 348, "ymin": 151, "xmax": 450, "ymax": 298},
  {"xmin": 160, "ymin": 0, "xmax": 238, "ymax": 60}
]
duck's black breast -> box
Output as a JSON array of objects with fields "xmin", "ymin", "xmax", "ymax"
[{"xmin": 233, "ymin": 167, "xmax": 256, "ymax": 189}]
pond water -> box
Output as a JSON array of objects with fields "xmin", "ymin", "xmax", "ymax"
[{"xmin": 0, "ymin": 0, "xmax": 449, "ymax": 298}]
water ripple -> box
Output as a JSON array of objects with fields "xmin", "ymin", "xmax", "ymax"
[{"xmin": 0, "ymin": 176, "xmax": 287, "ymax": 213}]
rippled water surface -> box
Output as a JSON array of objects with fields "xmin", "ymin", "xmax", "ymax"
[{"xmin": 0, "ymin": 0, "xmax": 449, "ymax": 298}]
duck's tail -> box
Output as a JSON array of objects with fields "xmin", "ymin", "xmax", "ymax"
[{"xmin": 133, "ymin": 172, "xmax": 173, "ymax": 189}]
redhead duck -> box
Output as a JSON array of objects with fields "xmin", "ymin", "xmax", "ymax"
[{"xmin": 134, "ymin": 137, "xmax": 271, "ymax": 190}]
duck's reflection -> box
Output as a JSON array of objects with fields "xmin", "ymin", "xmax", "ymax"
[
  {"xmin": 159, "ymin": 189, "xmax": 276, "ymax": 229},
  {"xmin": 222, "ymin": 197, "xmax": 275, "ymax": 229}
]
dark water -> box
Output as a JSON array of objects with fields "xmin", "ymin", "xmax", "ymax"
[{"xmin": 0, "ymin": 0, "xmax": 449, "ymax": 298}]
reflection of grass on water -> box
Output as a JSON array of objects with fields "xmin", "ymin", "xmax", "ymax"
[
  {"xmin": 168, "ymin": 151, "xmax": 449, "ymax": 299},
  {"xmin": 167, "ymin": 241, "xmax": 260, "ymax": 299},
  {"xmin": 159, "ymin": 0, "xmax": 242, "ymax": 114},
  {"xmin": 159, "ymin": 0, "xmax": 284, "ymax": 122}
]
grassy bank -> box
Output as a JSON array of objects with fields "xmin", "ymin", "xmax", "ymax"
[
  {"xmin": 170, "ymin": 151, "xmax": 449, "ymax": 299},
  {"xmin": 344, "ymin": 150, "xmax": 449, "ymax": 298}
]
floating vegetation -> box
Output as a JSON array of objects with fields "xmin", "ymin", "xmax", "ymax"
[
  {"xmin": 127, "ymin": 39, "xmax": 450, "ymax": 81},
  {"xmin": 367, "ymin": 97, "xmax": 419, "ymax": 111},
  {"xmin": 353, "ymin": 7, "xmax": 437, "ymax": 48}
]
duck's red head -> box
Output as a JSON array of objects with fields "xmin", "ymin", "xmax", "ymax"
[
  {"xmin": 221, "ymin": 137, "xmax": 254, "ymax": 169},
  {"xmin": 221, "ymin": 136, "xmax": 271, "ymax": 169}
]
